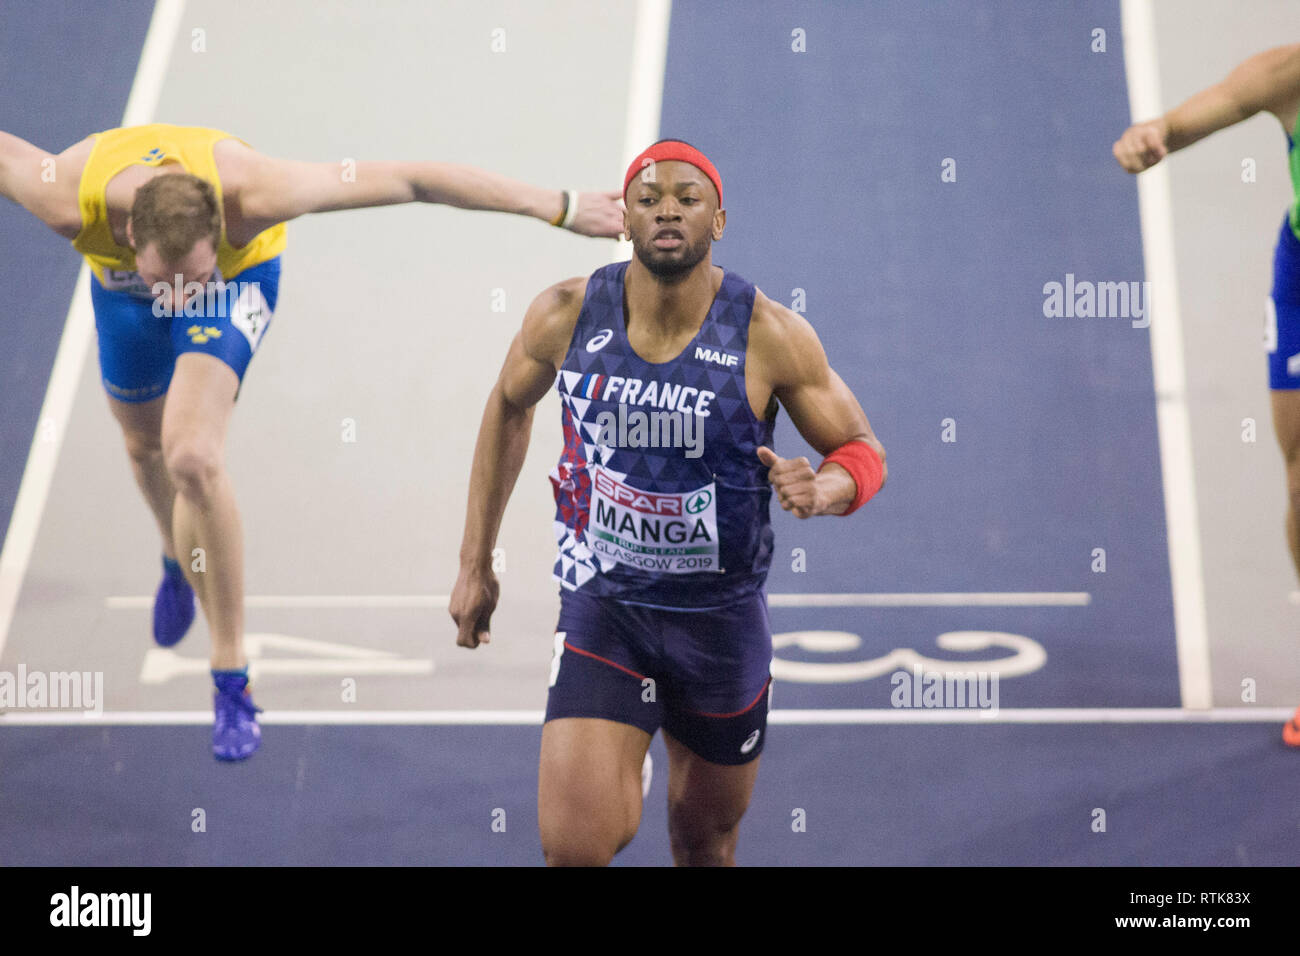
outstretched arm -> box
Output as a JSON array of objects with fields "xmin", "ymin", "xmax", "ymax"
[
  {"xmin": 449, "ymin": 277, "xmax": 585, "ymax": 648},
  {"xmin": 231, "ymin": 144, "xmax": 624, "ymax": 238},
  {"xmin": 0, "ymin": 131, "xmax": 79, "ymax": 236},
  {"xmin": 749, "ymin": 294, "xmax": 887, "ymax": 519},
  {"xmin": 1114, "ymin": 42, "xmax": 1300, "ymax": 173}
]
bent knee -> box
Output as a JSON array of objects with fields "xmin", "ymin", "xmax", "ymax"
[
  {"xmin": 667, "ymin": 800, "xmax": 742, "ymax": 864},
  {"xmin": 121, "ymin": 429, "xmax": 163, "ymax": 465},
  {"xmin": 540, "ymin": 801, "xmax": 638, "ymax": 867},
  {"xmin": 164, "ymin": 441, "xmax": 223, "ymax": 497},
  {"xmin": 1284, "ymin": 459, "xmax": 1300, "ymax": 509}
]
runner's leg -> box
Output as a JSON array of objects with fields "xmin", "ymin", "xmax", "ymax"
[
  {"xmin": 539, "ymin": 717, "xmax": 651, "ymax": 866},
  {"xmin": 161, "ymin": 352, "xmax": 244, "ymax": 669}
]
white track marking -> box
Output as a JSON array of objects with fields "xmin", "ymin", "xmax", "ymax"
[
  {"xmin": 1121, "ymin": 0, "xmax": 1212, "ymax": 708},
  {"xmin": 107, "ymin": 594, "xmax": 450, "ymax": 609},
  {"xmin": 0, "ymin": 0, "xmax": 187, "ymax": 661},
  {"xmin": 104, "ymin": 591, "xmax": 1089, "ymax": 609},
  {"xmin": 0, "ymin": 707, "xmax": 1288, "ymax": 726},
  {"xmin": 767, "ymin": 593, "xmax": 1089, "ymax": 608}
]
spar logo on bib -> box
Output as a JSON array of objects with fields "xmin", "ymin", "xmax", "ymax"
[
  {"xmin": 685, "ymin": 489, "xmax": 711, "ymax": 514},
  {"xmin": 589, "ymin": 466, "xmax": 720, "ymax": 573}
]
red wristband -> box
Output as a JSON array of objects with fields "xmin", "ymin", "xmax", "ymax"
[{"xmin": 819, "ymin": 441, "xmax": 883, "ymax": 515}]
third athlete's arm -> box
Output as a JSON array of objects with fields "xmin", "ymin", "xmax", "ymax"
[{"xmin": 1114, "ymin": 42, "xmax": 1300, "ymax": 172}]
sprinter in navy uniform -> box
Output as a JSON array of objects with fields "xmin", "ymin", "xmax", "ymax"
[{"xmin": 450, "ymin": 140, "xmax": 888, "ymax": 866}]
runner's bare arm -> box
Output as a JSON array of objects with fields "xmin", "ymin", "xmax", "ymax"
[
  {"xmin": 228, "ymin": 144, "xmax": 624, "ymax": 238},
  {"xmin": 0, "ymin": 131, "xmax": 80, "ymax": 236},
  {"xmin": 749, "ymin": 292, "xmax": 886, "ymax": 518},
  {"xmin": 1114, "ymin": 42, "xmax": 1300, "ymax": 173},
  {"xmin": 449, "ymin": 278, "xmax": 586, "ymax": 648}
]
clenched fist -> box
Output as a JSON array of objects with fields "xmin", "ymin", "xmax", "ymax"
[
  {"xmin": 450, "ymin": 564, "xmax": 500, "ymax": 649},
  {"xmin": 757, "ymin": 445, "xmax": 841, "ymax": 519},
  {"xmin": 1113, "ymin": 118, "xmax": 1169, "ymax": 173}
]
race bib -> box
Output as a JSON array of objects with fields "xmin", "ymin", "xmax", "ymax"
[
  {"xmin": 588, "ymin": 466, "xmax": 720, "ymax": 573},
  {"xmin": 99, "ymin": 268, "xmax": 153, "ymax": 298}
]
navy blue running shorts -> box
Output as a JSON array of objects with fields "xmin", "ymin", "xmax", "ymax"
[{"xmin": 544, "ymin": 587, "xmax": 773, "ymax": 766}]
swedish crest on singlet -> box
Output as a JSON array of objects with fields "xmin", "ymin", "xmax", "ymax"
[{"xmin": 549, "ymin": 261, "xmax": 777, "ymax": 609}]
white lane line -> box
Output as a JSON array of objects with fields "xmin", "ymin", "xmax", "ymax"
[
  {"xmin": 0, "ymin": 272, "xmax": 92, "ymax": 660},
  {"xmin": 613, "ymin": 0, "xmax": 672, "ymax": 263},
  {"xmin": 1121, "ymin": 0, "xmax": 1212, "ymax": 709},
  {"xmin": 0, "ymin": 707, "xmax": 1289, "ymax": 726},
  {"xmin": 106, "ymin": 595, "xmax": 451, "ymax": 609},
  {"xmin": 0, "ymin": 0, "xmax": 186, "ymax": 662},
  {"xmin": 767, "ymin": 593, "xmax": 1090, "ymax": 608},
  {"xmin": 104, "ymin": 592, "xmax": 1090, "ymax": 609}
]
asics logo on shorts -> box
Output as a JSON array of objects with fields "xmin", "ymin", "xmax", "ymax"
[
  {"xmin": 740, "ymin": 729, "xmax": 761, "ymax": 754},
  {"xmin": 585, "ymin": 329, "xmax": 613, "ymax": 352}
]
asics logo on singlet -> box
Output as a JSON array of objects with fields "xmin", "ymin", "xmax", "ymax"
[
  {"xmin": 740, "ymin": 729, "xmax": 761, "ymax": 754},
  {"xmin": 586, "ymin": 329, "xmax": 614, "ymax": 352}
]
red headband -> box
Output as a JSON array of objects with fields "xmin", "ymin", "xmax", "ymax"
[{"xmin": 623, "ymin": 141, "xmax": 722, "ymax": 206}]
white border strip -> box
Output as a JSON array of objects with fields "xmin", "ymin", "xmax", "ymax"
[
  {"xmin": 0, "ymin": 0, "xmax": 185, "ymax": 662},
  {"xmin": 767, "ymin": 592, "xmax": 1090, "ymax": 608},
  {"xmin": 613, "ymin": 0, "xmax": 672, "ymax": 262},
  {"xmin": 106, "ymin": 594, "xmax": 452, "ymax": 609},
  {"xmin": 0, "ymin": 707, "xmax": 1288, "ymax": 726},
  {"xmin": 1120, "ymin": 0, "xmax": 1212, "ymax": 709},
  {"xmin": 103, "ymin": 591, "xmax": 1091, "ymax": 609}
]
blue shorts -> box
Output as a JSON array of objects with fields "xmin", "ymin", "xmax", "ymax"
[
  {"xmin": 90, "ymin": 256, "xmax": 282, "ymax": 403},
  {"xmin": 544, "ymin": 587, "xmax": 773, "ymax": 765},
  {"xmin": 1269, "ymin": 215, "xmax": 1300, "ymax": 390}
]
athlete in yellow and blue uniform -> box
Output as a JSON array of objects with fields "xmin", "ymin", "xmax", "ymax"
[
  {"xmin": 1113, "ymin": 42, "xmax": 1300, "ymax": 745},
  {"xmin": 75, "ymin": 124, "xmax": 286, "ymax": 403},
  {"xmin": 0, "ymin": 120, "xmax": 625, "ymax": 760}
]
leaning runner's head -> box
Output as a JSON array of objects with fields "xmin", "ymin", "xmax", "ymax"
[
  {"xmin": 126, "ymin": 172, "xmax": 220, "ymax": 308},
  {"xmin": 623, "ymin": 139, "xmax": 725, "ymax": 281}
]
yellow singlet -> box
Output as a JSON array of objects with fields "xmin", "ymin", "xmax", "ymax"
[{"xmin": 72, "ymin": 123, "xmax": 286, "ymax": 286}]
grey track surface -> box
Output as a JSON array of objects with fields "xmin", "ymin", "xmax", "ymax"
[{"xmin": 2, "ymin": 0, "xmax": 637, "ymax": 712}]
